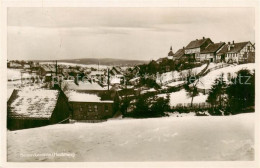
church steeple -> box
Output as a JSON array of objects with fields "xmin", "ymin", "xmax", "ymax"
[{"xmin": 168, "ymin": 46, "xmax": 174, "ymax": 56}]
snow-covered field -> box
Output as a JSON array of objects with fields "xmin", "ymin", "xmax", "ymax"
[
  {"xmin": 7, "ymin": 69, "xmax": 34, "ymax": 81},
  {"xmin": 7, "ymin": 113, "xmax": 254, "ymax": 161},
  {"xmin": 158, "ymin": 89, "xmax": 208, "ymax": 106},
  {"xmin": 197, "ymin": 63, "xmax": 255, "ymax": 89},
  {"xmin": 40, "ymin": 62, "xmax": 112, "ymax": 70}
]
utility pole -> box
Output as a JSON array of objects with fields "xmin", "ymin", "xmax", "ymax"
[
  {"xmin": 55, "ymin": 60, "xmax": 58, "ymax": 77},
  {"xmin": 20, "ymin": 71, "xmax": 23, "ymax": 87},
  {"xmin": 107, "ymin": 68, "xmax": 110, "ymax": 91},
  {"xmin": 98, "ymin": 60, "xmax": 100, "ymax": 71}
]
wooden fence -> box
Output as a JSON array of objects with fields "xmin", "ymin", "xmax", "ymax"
[
  {"xmin": 162, "ymin": 62, "xmax": 210, "ymax": 86},
  {"xmin": 204, "ymin": 64, "xmax": 230, "ymax": 75},
  {"xmin": 170, "ymin": 102, "xmax": 211, "ymax": 110}
]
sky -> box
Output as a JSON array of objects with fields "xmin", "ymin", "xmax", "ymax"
[{"xmin": 7, "ymin": 7, "xmax": 255, "ymax": 61}]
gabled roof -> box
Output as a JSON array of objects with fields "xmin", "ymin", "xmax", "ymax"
[
  {"xmin": 89, "ymin": 71, "xmax": 105, "ymax": 76},
  {"xmin": 110, "ymin": 67, "xmax": 123, "ymax": 76},
  {"xmin": 201, "ymin": 42, "xmax": 225, "ymax": 54},
  {"xmin": 65, "ymin": 81, "xmax": 105, "ymax": 91},
  {"xmin": 186, "ymin": 38, "xmax": 212, "ymax": 49},
  {"xmin": 66, "ymin": 91, "xmax": 113, "ymax": 103},
  {"xmin": 218, "ymin": 42, "xmax": 250, "ymax": 54},
  {"xmin": 173, "ymin": 48, "xmax": 185, "ymax": 59},
  {"xmin": 156, "ymin": 57, "xmax": 167, "ymax": 62},
  {"xmin": 8, "ymin": 89, "xmax": 59, "ymax": 119}
]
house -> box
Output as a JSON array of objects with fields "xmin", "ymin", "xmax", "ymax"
[
  {"xmin": 167, "ymin": 46, "xmax": 174, "ymax": 60},
  {"xmin": 156, "ymin": 57, "xmax": 168, "ymax": 64},
  {"xmin": 7, "ymin": 89, "xmax": 71, "ymax": 130},
  {"xmin": 218, "ymin": 41, "xmax": 255, "ymax": 63},
  {"xmin": 200, "ymin": 42, "xmax": 225, "ymax": 62},
  {"xmin": 129, "ymin": 77, "xmax": 140, "ymax": 85},
  {"xmin": 66, "ymin": 91, "xmax": 119, "ymax": 120},
  {"xmin": 173, "ymin": 47, "xmax": 185, "ymax": 62},
  {"xmin": 88, "ymin": 71, "xmax": 105, "ymax": 82},
  {"xmin": 110, "ymin": 67, "xmax": 124, "ymax": 78},
  {"xmin": 40, "ymin": 64, "xmax": 53, "ymax": 76},
  {"xmin": 185, "ymin": 37, "xmax": 213, "ymax": 61},
  {"xmin": 7, "ymin": 62, "xmax": 23, "ymax": 69},
  {"xmin": 23, "ymin": 64, "xmax": 31, "ymax": 69},
  {"xmin": 63, "ymin": 80, "xmax": 106, "ymax": 94},
  {"xmin": 131, "ymin": 66, "xmax": 140, "ymax": 75},
  {"xmin": 109, "ymin": 67, "xmax": 124, "ymax": 85}
]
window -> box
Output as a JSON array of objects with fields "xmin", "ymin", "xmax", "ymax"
[
  {"xmin": 79, "ymin": 105, "xmax": 83, "ymax": 112},
  {"xmin": 88, "ymin": 105, "xmax": 92, "ymax": 112},
  {"xmin": 247, "ymin": 46, "xmax": 251, "ymax": 51},
  {"xmin": 105, "ymin": 105, "xmax": 109, "ymax": 112},
  {"xmin": 94, "ymin": 105, "xmax": 98, "ymax": 112}
]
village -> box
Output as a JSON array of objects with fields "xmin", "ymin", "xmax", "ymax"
[{"xmin": 7, "ymin": 37, "xmax": 255, "ymax": 130}]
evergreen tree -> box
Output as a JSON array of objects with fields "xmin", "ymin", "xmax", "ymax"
[
  {"xmin": 184, "ymin": 70, "xmax": 199, "ymax": 107},
  {"xmin": 226, "ymin": 69, "xmax": 255, "ymax": 114},
  {"xmin": 150, "ymin": 94, "xmax": 170, "ymax": 117},
  {"xmin": 206, "ymin": 73, "xmax": 227, "ymax": 115}
]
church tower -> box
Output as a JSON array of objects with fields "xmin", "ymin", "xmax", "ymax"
[{"xmin": 167, "ymin": 46, "xmax": 174, "ymax": 59}]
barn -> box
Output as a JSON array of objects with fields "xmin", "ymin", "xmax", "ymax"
[{"xmin": 7, "ymin": 89, "xmax": 71, "ymax": 130}]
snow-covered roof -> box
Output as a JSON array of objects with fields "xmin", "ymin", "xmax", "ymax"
[
  {"xmin": 8, "ymin": 89, "xmax": 59, "ymax": 119},
  {"xmin": 129, "ymin": 77, "xmax": 140, "ymax": 82},
  {"xmin": 89, "ymin": 71, "xmax": 105, "ymax": 76},
  {"xmin": 66, "ymin": 81, "xmax": 105, "ymax": 91},
  {"xmin": 66, "ymin": 91, "xmax": 113, "ymax": 103},
  {"xmin": 110, "ymin": 77, "xmax": 121, "ymax": 84}
]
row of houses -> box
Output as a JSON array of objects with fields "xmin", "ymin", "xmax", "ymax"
[{"xmin": 164, "ymin": 37, "xmax": 255, "ymax": 63}]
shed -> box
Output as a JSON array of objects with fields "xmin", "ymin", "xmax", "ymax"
[{"xmin": 7, "ymin": 89, "xmax": 71, "ymax": 130}]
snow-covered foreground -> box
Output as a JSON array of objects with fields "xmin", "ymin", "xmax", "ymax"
[{"xmin": 8, "ymin": 113, "xmax": 254, "ymax": 161}]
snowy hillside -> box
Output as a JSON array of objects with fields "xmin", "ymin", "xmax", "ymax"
[
  {"xmin": 158, "ymin": 89, "xmax": 208, "ymax": 106},
  {"xmin": 197, "ymin": 63, "xmax": 255, "ymax": 89},
  {"xmin": 8, "ymin": 113, "xmax": 254, "ymax": 161}
]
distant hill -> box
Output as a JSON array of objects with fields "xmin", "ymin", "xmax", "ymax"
[{"xmin": 36, "ymin": 58, "xmax": 149, "ymax": 66}]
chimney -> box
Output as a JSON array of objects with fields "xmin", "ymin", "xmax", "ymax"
[
  {"xmin": 196, "ymin": 39, "xmax": 198, "ymax": 41},
  {"xmin": 228, "ymin": 42, "xmax": 230, "ymax": 45},
  {"xmin": 183, "ymin": 46, "xmax": 185, "ymax": 49},
  {"xmin": 203, "ymin": 37, "xmax": 205, "ymax": 39},
  {"xmin": 232, "ymin": 40, "xmax": 234, "ymax": 44}
]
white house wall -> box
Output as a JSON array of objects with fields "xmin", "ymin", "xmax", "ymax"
[{"xmin": 185, "ymin": 48, "xmax": 200, "ymax": 54}]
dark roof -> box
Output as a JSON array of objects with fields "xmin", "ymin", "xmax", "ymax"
[
  {"xmin": 186, "ymin": 38, "xmax": 212, "ymax": 49},
  {"xmin": 201, "ymin": 42, "xmax": 225, "ymax": 54},
  {"xmin": 218, "ymin": 42, "xmax": 250, "ymax": 54},
  {"xmin": 173, "ymin": 48, "xmax": 185, "ymax": 59},
  {"xmin": 156, "ymin": 57, "xmax": 167, "ymax": 62},
  {"xmin": 110, "ymin": 67, "xmax": 122, "ymax": 75}
]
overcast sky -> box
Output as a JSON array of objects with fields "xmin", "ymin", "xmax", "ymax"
[{"xmin": 8, "ymin": 7, "xmax": 255, "ymax": 61}]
